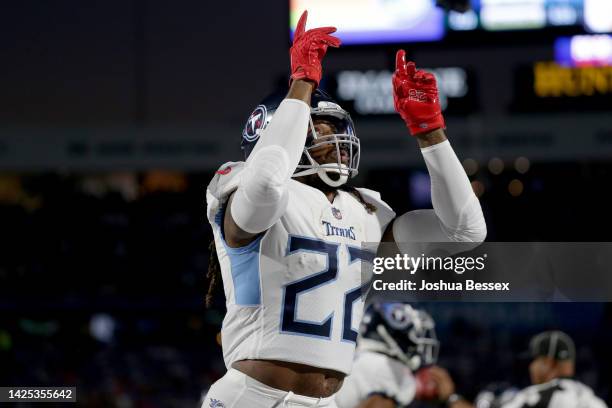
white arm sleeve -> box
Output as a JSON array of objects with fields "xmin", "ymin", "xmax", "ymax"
[
  {"xmin": 230, "ymin": 98, "xmax": 310, "ymax": 234},
  {"xmin": 393, "ymin": 140, "xmax": 486, "ymax": 243}
]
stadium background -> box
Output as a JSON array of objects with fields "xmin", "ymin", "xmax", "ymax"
[{"xmin": 1, "ymin": 1, "xmax": 611, "ymax": 406}]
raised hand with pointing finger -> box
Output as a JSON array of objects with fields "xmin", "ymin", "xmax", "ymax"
[
  {"xmin": 290, "ymin": 10, "xmax": 341, "ymax": 87},
  {"xmin": 392, "ymin": 49, "xmax": 446, "ymax": 136}
]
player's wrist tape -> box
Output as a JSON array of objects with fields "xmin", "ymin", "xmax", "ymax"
[{"xmin": 406, "ymin": 113, "xmax": 445, "ymax": 136}]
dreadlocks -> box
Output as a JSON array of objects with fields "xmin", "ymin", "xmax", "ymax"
[
  {"xmin": 340, "ymin": 185, "xmax": 377, "ymax": 214},
  {"xmin": 205, "ymin": 240, "xmax": 222, "ymax": 308},
  {"xmin": 204, "ymin": 187, "xmax": 377, "ymax": 308}
]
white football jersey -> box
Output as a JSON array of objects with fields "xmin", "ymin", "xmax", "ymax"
[
  {"xmin": 335, "ymin": 351, "xmax": 417, "ymax": 407},
  {"xmin": 206, "ymin": 161, "xmax": 396, "ymax": 375}
]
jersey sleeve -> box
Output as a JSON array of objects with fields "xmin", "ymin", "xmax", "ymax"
[
  {"xmin": 499, "ymin": 388, "xmax": 534, "ymax": 408},
  {"xmin": 205, "ymin": 161, "xmax": 246, "ymax": 226},
  {"xmin": 500, "ymin": 380, "xmax": 609, "ymax": 408},
  {"xmin": 591, "ymin": 396, "xmax": 609, "ymax": 408},
  {"xmin": 354, "ymin": 187, "xmax": 396, "ymax": 238},
  {"xmin": 335, "ymin": 351, "xmax": 416, "ymax": 407}
]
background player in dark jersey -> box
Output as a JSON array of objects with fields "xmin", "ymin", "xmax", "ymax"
[{"xmin": 431, "ymin": 330, "xmax": 608, "ymax": 408}]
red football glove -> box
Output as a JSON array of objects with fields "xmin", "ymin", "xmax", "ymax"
[
  {"xmin": 415, "ymin": 367, "xmax": 438, "ymax": 400},
  {"xmin": 392, "ymin": 49, "xmax": 445, "ymax": 136},
  {"xmin": 290, "ymin": 10, "xmax": 341, "ymax": 87}
]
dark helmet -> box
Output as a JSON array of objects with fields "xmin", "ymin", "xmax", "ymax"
[
  {"xmin": 359, "ymin": 303, "xmax": 439, "ymax": 371},
  {"xmin": 240, "ymin": 89, "xmax": 360, "ymax": 187}
]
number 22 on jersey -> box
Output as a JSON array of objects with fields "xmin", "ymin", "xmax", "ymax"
[{"xmin": 280, "ymin": 235, "xmax": 374, "ymax": 343}]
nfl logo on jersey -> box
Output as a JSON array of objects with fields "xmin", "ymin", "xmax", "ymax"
[{"xmin": 332, "ymin": 207, "xmax": 342, "ymax": 220}]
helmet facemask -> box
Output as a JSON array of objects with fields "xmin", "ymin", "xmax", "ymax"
[
  {"xmin": 406, "ymin": 310, "xmax": 439, "ymax": 369},
  {"xmin": 293, "ymin": 102, "xmax": 360, "ymax": 187},
  {"xmin": 360, "ymin": 304, "xmax": 440, "ymax": 372}
]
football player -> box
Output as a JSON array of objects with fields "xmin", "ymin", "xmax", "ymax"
[
  {"xmin": 334, "ymin": 303, "xmax": 440, "ymax": 408},
  {"xmin": 203, "ymin": 10, "xmax": 486, "ymax": 408},
  {"xmin": 429, "ymin": 331, "xmax": 608, "ymax": 408}
]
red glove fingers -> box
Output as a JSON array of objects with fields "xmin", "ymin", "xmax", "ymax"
[
  {"xmin": 290, "ymin": 10, "xmax": 341, "ymax": 87},
  {"xmin": 392, "ymin": 49, "xmax": 445, "ymax": 136},
  {"xmin": 293, "ymin": 9, "xmax": 308, "ymax": 41}
]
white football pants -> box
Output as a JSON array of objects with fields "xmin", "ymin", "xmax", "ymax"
[{"xmin": 202, "ymin": 368, "xmax": 338, "ymax": 408}]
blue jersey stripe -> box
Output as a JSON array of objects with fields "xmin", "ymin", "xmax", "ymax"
[
  {"xmin": 225, "ymin": 236, "xmax": 263, "ymax": 305},
  {"xmin": 215, "ymin": 206, "xmax": 263, "ymax": 306}
]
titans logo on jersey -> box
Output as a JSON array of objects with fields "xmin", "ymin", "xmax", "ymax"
[
  {"xmin": 206, "ymin": 162, "xmax": 396, "ymax": 375},
  {"xmin": 321, "ymin": 221, "xmax": 356, "ymax": 240}
]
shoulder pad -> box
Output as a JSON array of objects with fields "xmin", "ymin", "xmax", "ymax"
[
  {"xmin": 355, "ymin": 351, "xmax": 416, "ymax": 405},
  {"xmin": 355, "ymin": 187, "xmax": 396, "ymax": 215},
  {"xmin": 206, "ymin": 161, "xmax": 245, "ymax": 225}
]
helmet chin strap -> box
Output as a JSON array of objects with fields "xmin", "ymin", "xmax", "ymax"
[{"xmin": 317, "ymin": 164, "xmax": 349, "ymax": 187}]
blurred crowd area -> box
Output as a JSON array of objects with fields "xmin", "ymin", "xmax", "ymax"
[
  {"xmin": 0, "ymin": 313, "xmax": 225, "ymax": 408},
  {"xmin": 1, "ymin": 166, "xmax": 612, "ymax": 407}
]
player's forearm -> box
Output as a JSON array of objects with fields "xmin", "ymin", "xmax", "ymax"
[
  {"xmin": 287, "ymin": 79, "xmax": 315, "ymax": 103},
  {"xmin": 231, "ymin": 86, "xmax": 312, "ymax": 234},
  {"xmin": 420, "ymin": 136, "xmax": 486, "ymax": 242},
  {"xmin": 390, "ymin": 55, "xmax": 485, "ymax": 240},
  {"xmin": 246, "ymin": 84, "xmax": 312, "ymax": 172},
  {"xmin": 389, "ymin": 132, "xmax": 486, "ymax": 244},
  {"xmin": 231, "ymin": 5, "xmax": 341, "ymax": 234},
  {"xmin": 416, "ymin": 128, "xmax": 447, "ymax": 148},
  {"xmin": 356, "ymin": 395, "xmax": 397, "ymax": 408}
]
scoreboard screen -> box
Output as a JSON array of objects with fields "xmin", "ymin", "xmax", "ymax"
[
  {"xmin": 449, "ymin": 0, "xmax": 585, "ymax": 32},
  {"xmin": 289, "ymin": 0, "xmax": 445, "ymax": 45},
  {"xmin": 290, "ymin": 0, "xmax": 611, "ymax": 45}
]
